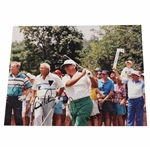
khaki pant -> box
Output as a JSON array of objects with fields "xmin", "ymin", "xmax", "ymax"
[{"xmin": 34, "ymin": 98, "xmax": 55, "ymax": 126}]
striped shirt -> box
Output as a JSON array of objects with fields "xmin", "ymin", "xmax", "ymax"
[{"xmin": 7, "ymin": 72, "xmax": 32, "ymax": 96}]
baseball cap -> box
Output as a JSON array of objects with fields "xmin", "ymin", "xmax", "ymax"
[
  {"xmin": 61, "ymin": 59, "xmax": 76, "ymax": 68},
  {"xmin": 54, "ymin": 69, "xmax": 62, "ymax": 75},
  {"xmin": 110, "ymin": 70, "xmax": 115, "ymax": 74},
  {"xmin": 94, "ymin": 67, "xmax": 101, "ymax": 71},
  {"xmin": 131, "ymin": 70, "xmax": 140, "ymax": 77},
  {"xmin": 101, "ymin": 70, "xmax": 109, "ymax": 75},
  {"xmin": 125, "ymin": 60, "xmax": 133, "ymax": 66}
]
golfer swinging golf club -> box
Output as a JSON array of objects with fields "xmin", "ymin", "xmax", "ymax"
[{"xmin": 61, "ymin": 58, "xmax": 98, "ymax": 126}]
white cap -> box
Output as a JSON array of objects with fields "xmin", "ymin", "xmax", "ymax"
[
  {"xmin": 131, "ymin": 70, "xmax": 140, "ymax": 77},
  {"xmin": 61, "ymin": 59, "xmax": 76, "ymax": 68},
  {"xmin": 30, "ymin": 75, "xmax": 35, "ymax": 80},
  {"xmin": 26, "ymin": 73, "xmax": 32, "ymax": 78}
]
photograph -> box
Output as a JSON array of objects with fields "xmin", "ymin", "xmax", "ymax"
[
  {"xmin": 5, "ymin": 25, "xmax": 146, "ymax": 127},
  {"xmin": 0, "ymin": 1, "xmax": 149, "ymax": 150}
]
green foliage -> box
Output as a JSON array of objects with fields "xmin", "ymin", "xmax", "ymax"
[
  {"xmin": 11, "ymin": 26, "xmax": 83, "ymax": 75},
  {"xmin": 80, "ymin": 25, "xmax": 144, "ymax": 73},
  {"xmin": 10, "ymin": 25, "xmax": 144, "ymax": 75}
]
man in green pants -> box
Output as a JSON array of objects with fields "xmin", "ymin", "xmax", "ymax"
[{"xmin": 61, "ymin": 59, "xmax": 97, "ymax": 126}]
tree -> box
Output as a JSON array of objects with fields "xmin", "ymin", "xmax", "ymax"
[
  {"xmin": 17, "ymin": 26, "xmax": 83, "ymax": 74},
  {"xmin": 80, "ymin": 25, "xmax": 144, "ymax": 73}
]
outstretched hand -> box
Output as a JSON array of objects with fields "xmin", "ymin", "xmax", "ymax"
[{"xmin": 112, "ymin": 67, "xmax": 117, "ymax": 72}]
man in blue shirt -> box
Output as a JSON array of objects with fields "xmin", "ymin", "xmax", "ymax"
[
  {"xmin": 98, "ymin": 70, "xmax": 114, "ymax": 126},
  {"xmin": 4, "ymin": 61, "xmax": 32, "ymax": 125}
]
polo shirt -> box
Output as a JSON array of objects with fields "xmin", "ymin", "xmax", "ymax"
[
  {"xmin": 124, "ymin": 79, "xmax": 145, "ymax": 99},
  {"xmin": 7, "ymin": 72, "xmax": 32, "ymax": 96},
  {"xmin": 62, "ymin": 71, "xmax": 91, "ymax": 100},
  {"xmin": 98, "ymin": 78, "xmax": 114, "ymax": 97},
  {"xmin": 32, "ymin": 72, "xmax": 64, "ymax": 98}
]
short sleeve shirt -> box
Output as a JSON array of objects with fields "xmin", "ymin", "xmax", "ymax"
[
  {"xmin": 98, "ymin": 78, "xmax": 114, "ymax": 98},
  {"xmin": 123, "ymin": 78, "xmax": 145, "ymax": 99},
  {"xmin": 7, "ymin": 72, "xmax": 32, "ymax": 96},
  {"xmin": 62, "ymin": 72, "xmax": 91, "ymax": 100},
  {"xmin": 32, "ymin": 72, "xmax": 64, "ymax": 98}
]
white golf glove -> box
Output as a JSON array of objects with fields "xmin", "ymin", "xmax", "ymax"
[
  {"xmin": 30, "ymin": 104, "xmax": 34, "ymax": 112},
  {"xmin": 66, "ymin": 104, "xmax": 70, "ymax": 117},
  {"xmin": 18, "ymin": 95, "xmax": 26, "ymax": 101},
  {"xmin": 55, "ymin": 97, "xmax": 60, "ymax": 104},
  {"xmin": 86, "ymin": 70, "xmax": 93, "ymax": 77}
]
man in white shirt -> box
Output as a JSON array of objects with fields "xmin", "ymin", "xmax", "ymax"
[
  {"xmin": 61, "ymin": 59, "xmax": 97, "ymax": 126},
  {"xmin": 123, "ymin": 70, "xmax": 145, "ymax": 126},
  {"xmin": 31, "ymin": 63, "xmax": 64, "ymax": 126}
]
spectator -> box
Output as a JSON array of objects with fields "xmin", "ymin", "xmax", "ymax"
[
  {"xmin": 88, "ymin": 87, "xmax": 104, "ymax": 126},
  {"xmin": 112, "ymin": 68, "xmax": 126, "ymax": 126},
  {"xmin": 110, "ymin": 70, "xmax": 117, "ymax": 83},
  {"xmin": 52, "ymin": 69, "xmax": 64, "ymax": 126},
  {"xmin": 140, "ymin": 73, "xmax": 147, "ymax": 126},
  {"xmin": 94, "ymin": 67, "xmax": 101, "ymax": 81},
  {"xmin": 4, "ymin": 61, "xmax": 32, "ymax": 125},
  {"xmin": 124, "ymin": 70, "xmax": 145, "ymax": 126},
  {"xmin": 98, "ymin": 70, "xmax": 114, "ymax": 126},
  {"xmin": 30, "ymin": 63, "xmax": 64, "ymax": 126},
  {"xmin": 109, "ymin": 70, "xmax": 117, "ymax": 126},
  {"xmin": 121, "ymin": 60, "xmax": 134, "ymax": 80},
  {"xmin": 95, "ymin": 69, "xmax": 103, "ymax": 125},
  {"xmin": 121, "ymin": 61, "xmax": 134, "ymax": 126},
  {"xmin": 97, "ymin": 71, "xmax": 102, "ymax": 80},
  {"xmin": 22, "ymin": 74, "xmax": 35, "ymax": 125}
]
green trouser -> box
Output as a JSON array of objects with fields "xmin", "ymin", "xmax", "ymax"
[{"xmin": 70, "ymin": 96, "xmax": 93, "ymax": 126}]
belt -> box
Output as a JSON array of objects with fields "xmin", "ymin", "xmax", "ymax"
[
  {"xmin": 70, "ymin": 96, "xmax": 90, "ymax": 102},
  {"xmin": 112, "ymin": 98, "xmax": 122, "ymax": 103},
  {"xmin": 129, "ymin": 96, "xmax": 143, "ymax": 100},
  {"xmin": 7, "ymin": 95, "xmax": 24, "ymax": 101},
  {"xmin": 7, "ymin": 96, "xmax": 18, "ymax": 99},
  {"xmin": 102, "ymin": 99, "xmax": 113, "ymax": 102}
]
